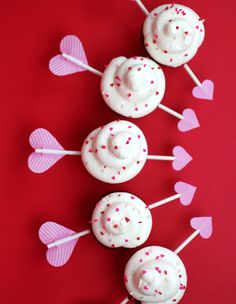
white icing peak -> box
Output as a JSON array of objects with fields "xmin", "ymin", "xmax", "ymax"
[
  {"xmin": 135, "ymin": 260, "xmax": 180, "ymax": 299},
  {"xmin": 124, "ymin": 246, "xmax": 187, "ymax": 303},
  {"xmin": 109, "ymin": 131, "xmax": 140, "ymax": 160},
  {"xmin": 143, "ymin": 4, "xmax": 205, "ymax": 67},
  {"xmin": 101, "ymin": 57, "xmax": 165, "ymax": 118},
  {"xmin": 125, "ymin": 64, "xmax": 153, "ymax": 91},
  {"xmin": 161, "ymin": 20, "xmax": 194, "ymax": 51},
  {"xmin": 91, "ymin": 192, "xmax": 152, "ymax": 248}
]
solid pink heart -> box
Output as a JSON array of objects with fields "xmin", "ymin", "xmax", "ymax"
[
  {"xmin": 178, "ymin": 109, "xmax": 200, "ymax": 132},
  {"xmin": 49, "ymin": 35, "xmax": 88, "ymax": 76},
  {"xmin": 174, "ymin": 181, "xmax": 197, "ymax": 205},
  {"xmin": 190, "ymin": 217, "xmax": 213, "ymax": 239},
  {"xmin": 192, "ymin": 80, "xmax": 214, "ymax": 100},
  {"xmin": 28, "ymin": 128, "xmax": 64, "ymax": 173},
  {"xmin": 172, "ymin": 146, "xmax": 192, "ymax": 171},
  {"xmin": 39, "ymin": 222, "xmax": 78, "ymax": 267}
]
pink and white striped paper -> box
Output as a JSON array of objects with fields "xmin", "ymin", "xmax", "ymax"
[
  {"xmin": 39, "ymin": 222, "xmax": 78, "ymax": 267},
  {"xmin": 49, "ymin": 35, "xmax": 88, "ymax": 76},
  {"xmin": 28, "ymin": 128, "xmax": 64, "ymax": 173}
]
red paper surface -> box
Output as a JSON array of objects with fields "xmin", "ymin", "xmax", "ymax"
[{"xmin": 0, "ymin": 0, "xmax": 235, "ymax": 303}]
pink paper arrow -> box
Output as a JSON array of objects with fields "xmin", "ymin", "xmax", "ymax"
[
  {"xmin": 28, "ymin": 128, "xmax": 65, "ymax": 173},
  {"xmin": 172, "ymin": 146, "xmax": 193, "ymax": 171},
  {"xmin": 174, "ymin": 181, "xmax": 197, "ymax": 205},
  {"xmin": 175, "ymin": 216, "xmax": 213, "ymax": 254},
  {"xmin": 190, "ymin": 217, "xmax": 213, "ymax": 239},
  {"xmin": 49, "ymin": 35, "xmax": 88, "ymax": 76},
  {"xmin": 192, "ymin": 80, "xmax": 214, "ymax": 100},
  {"xmin": 178, "ymin": 109, "xmax": 200, "ymax": 132},
  {"xmin": 39, "ymin": 222, "xmax": 79, "ymax": 267}
]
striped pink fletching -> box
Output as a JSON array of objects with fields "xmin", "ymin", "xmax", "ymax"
[
  {"xmin": 39, "ymin": 222, "xmax": 78, "ymax": 267},
  {"xmin": 28, "ymin": 128, "xmax": 64, "ymax": 173},
  {"xmin": 49, "ymin": 35, "xmax": 88, "ymax": 76}
]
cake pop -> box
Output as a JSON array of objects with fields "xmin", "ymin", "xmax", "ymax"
[
  {"xmin": 39, "ymin": 182, "xmax": 196, "ymax": 267},
  {"xmin": 28, "ymin": 121, "xmax": 193, "ymax": 183},
  {"xmin": 120, "ymin": 216, "xmax": 213, "ymax": 303},
  {"xmin": 133, "ymin": 1, "xmax": 214, "ymax": 100},
  {"xmin": 49, "ymin": 35, "xmax": 200, "ymax": 130}
]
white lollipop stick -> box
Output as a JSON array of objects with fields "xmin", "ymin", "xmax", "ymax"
[
  {"xmin": 174, "ymin": 230, "xmax": 199, "ymax": 254},
  {"xmin": 47, "ymin": 229, "xmax": 91, "ymax": 248},
  {"xmin": 147, "ymin": 154, "xmax": 175, "ymax": 161},
  {"xmin": 120, "ymin": 297, "xmax": 129, "ymax": 304},
  {"xmin": 183, "ymin": 64, "xmax": 202, "ymax": 87},
  {"xmin": 175, "ymin": 216, "xmax": 213, "ymax": 254},
  {"xmin": 61, "ymin": 53, "xmax": 103, "ymax": 77},
  {"xmin": 47, "ymin": 229, "xmax": 91, "ymax": 249},
  {"xmin": 148, "ymin": 193, "xmax": 181, "ymax": 209},
  {"xmin": 134, "ymin": 0, "xmax": 149, "ymax": 15},
  {"xmin": 35, "ymin": 148, "xmax": 81, "ymax": 156},
  {"xmin": 36, "ymin": 148, "xmax": 175, "ymax": 161},
  {"xmin": 158, "ymin": 103, "xmax": 183, "ymax": 120},
  {"xmin": 34, "ymin": 146, "xmax": 192, "ymax": 172}
]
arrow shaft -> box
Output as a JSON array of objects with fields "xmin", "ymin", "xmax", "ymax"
[
  {"xmin": 183, "ymin": 64, "xmax": 202, "ymax": 87},
  {"xmin": 120, "ymin": 297, "xmax": 129, "ymax": 304},
  {"xmin": 47, "ymin": 229, "xmax": 91, "ymax": 248},
  {"xmin": 174, "ymin": 230, "xmax": 199, "ymax": 255},
  {"xmin": 147, "ymin": 155, "xmax": 175, "ymax": 161},
  {"xmin": 62, "ymin": 53, "xmax": 103, "ymax": 77},
  {"xmin": 35, "ymin": 148, "xmax": 81, "ymax": 156},
  {"xmin": 134, "ymin": 0, "xmax": 149, "ymax": 15},
  {"xmin": 159, "ymin": 103, "xmax": 183, "ymax": 120},
  {"xmin": 148, "ymin": 193, "xmax": 181, "ymax": 209}
]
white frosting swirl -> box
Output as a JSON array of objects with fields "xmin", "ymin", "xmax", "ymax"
[
  {"xmin": 101, "ymin": 56, "xmax": 165, "ymax": 118},
  {"xmin": 124, "ymin": 246, "xmax": 187, "ymax": 303},
  {"xmin": 81, "ymin": 120, "xmax": 148, "ymax": 183},
  {"xmin": 91, "ymin": 192, "xmax": 152, "ymax": 248},
  {"xmin": 143, "ymin": 4, "xmax": 205, "ymax": 67}
]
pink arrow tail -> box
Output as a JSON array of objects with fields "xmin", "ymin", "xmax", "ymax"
[
  {"xmin": 49, "ymin": 35, "xmax": 88, "ymax": 76},
  {"xmin": 28, "ymin": 128, "xmax": 65, "ymax": 173},
  {"xmin": 39, "ymin": 222, "xmax": 79, "ymax": 267}
]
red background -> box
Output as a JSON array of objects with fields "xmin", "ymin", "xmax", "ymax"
[{"xmin": 1, "ymin": 0, "xmax": 235, "ymax": 303}]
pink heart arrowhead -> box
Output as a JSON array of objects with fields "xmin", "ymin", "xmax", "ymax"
[
  {"xmin": 192, "ymin": 80, "xmax": 214, "ymax": 100},
  {"xmin": 39, "ymin": 222, "xmax": 78, "ymax": 267},
  {"xmin": 174, "ymin": 181, "xmax": 197, "ymax": 206},
  {"xmin": 49, "ymin": 35, "xmax": 88, "ymax": 76},
  {"xmin": 172, "ymin": 146, "xmax": 192, "ymax": 171},
  {"xmin": 190, "ymin": 217, "xmax": 213, "ymax": 239},
  {"xmin": 178, "ymin": 109, "xmax": 200, "ymax": 132},
  {"xmin": 28, "ymin": 128, "xmax": 64, "ymax": 173}
]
